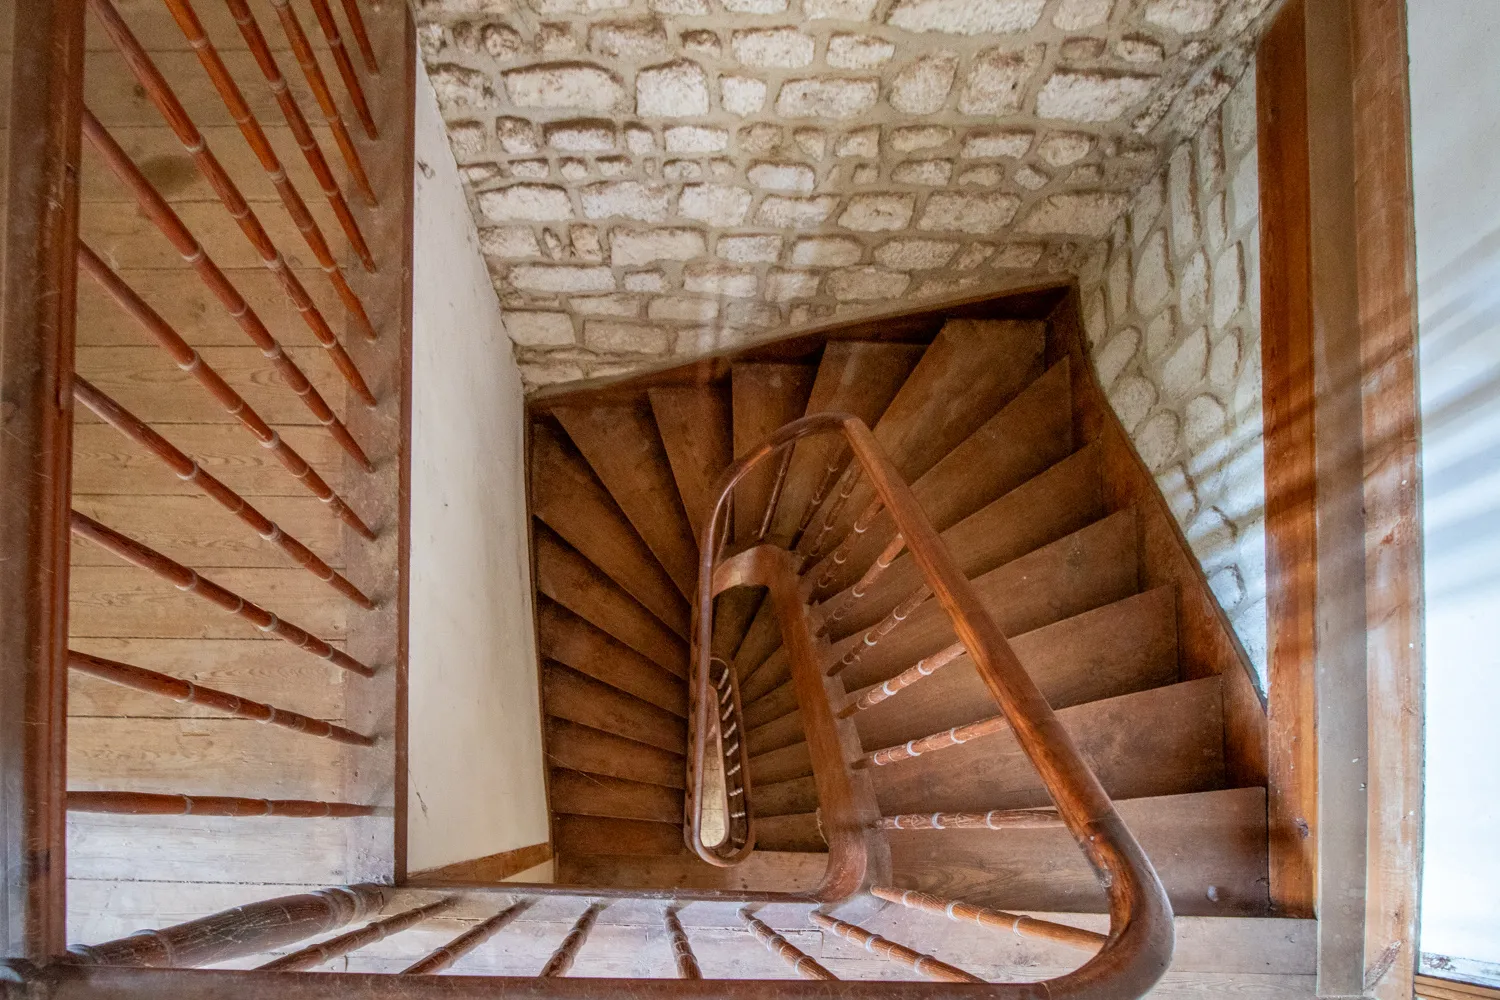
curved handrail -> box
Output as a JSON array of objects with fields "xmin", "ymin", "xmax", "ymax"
[{"xmin": 687, "ymin": 412, "xmax": 1175, "ymax": 999}]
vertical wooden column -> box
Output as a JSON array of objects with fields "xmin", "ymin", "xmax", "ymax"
[
  {"xmin": 0, "ymin": 0, "xmax": 85, "ymax": 963},
  {"xmin": 663, "ymin": 909, "xmax": 701, "ymax": 980}
]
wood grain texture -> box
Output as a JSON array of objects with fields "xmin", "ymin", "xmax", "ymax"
[
  {"xmin": 72, "ymin": 422, "xmax": 342, "ymax": 498},
  {"xmin": 887, "ymin": 788, "xmax": 1270, "ymax": 917},
  {"xmin": 548, "ymin": 769, "xmax": 683, "ymax": 825},
  {"xmin": 544, "ymin": 719, "xmax": 684, "ymax": 791},
  {"xmin": 542, "ymin": 664, "xmax": 686, "ymax": 756},
  {"xmin": 648, "ymin": 385, "xmax": 734, "ymax": 542},
  {"xmin": 407, "ymin": 843, "xmax": 552, "ymax": 886},
  {"xmin": 71, "ymin": 495, "xmax": 340, "ymax": 570},
  {"xmin": 755, "ymin": 813, "xmax": 825, "ymax": 853},
  {"xmin": 538, "ymin": 599, "xmax": 687, "ymax": 713},
  {"xmin": 752, "ymin": 775, "xmax": 819, "ymax": 818},
  {"xmin": 748, "ymin": 741, "xmax": 812, "ymax": 787},
  {"xmin": 67, "ymin": 813, "xmax": 348, "ymax": 884},
  {"xmin": 730, "ymin": 363, "xmax": 816, "ymax": 543},
  {"xmin": 870, "ymin": 677, "xmax": 1225, "ymax": 815},
  {"xmin": 552, "ymin": 814, "xmax": 683, "ymax": 857}
]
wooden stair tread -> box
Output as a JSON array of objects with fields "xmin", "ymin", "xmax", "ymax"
[
  {"xmin": 532, "ymin": 422, "xmax": 689, "ymax": 637},
  {"xmin": 886, "ymin": 787, "xmax": 1270, "ymax": 917},
  {"xmin": 538, "ymin": 599, "xmax": 688, "ymax": 716},
  {"xmin": 731, "ymin": 362, "xmax": 816, "ymax": 543},
  {"xmin": 534, "ymin": 526, "xmax": 686, "ymax": 674},
  {"xmin": 852, "ymin": 586, "xmax": 1179, "ymax": 751},
  {"xmin": 554, "ymin": 402, "xmax": 699, "ymax": 599},
  {"xmin": 755, "ymin": 813, "xmax": 826, "ymax": 854},
  {"xmin": 543, "ymin": 663, "xmax": 686, "ymax": 756},
  {"xmin": 545, "ymin": 719, "xmax": 684, "ymax": 790},
  {"xmin": 554, "ymin": 851, "xmax": 826, "ymax": 893},
  {"xmin": 870, "ymin": 676, "xmax": 1226, "ymax": 816},
  {"xmin": 549, "ymin": 768, "xmax": 683, "ymax": 825},
  {"xmin": 748, "ymin": 740, "xmax": 812, "ymax": 787},
  {"xmin": 648, "ymin": 385, "xmax": 733, "ymax": 541},
  {"xmin": 553, "ymin": 814, "xmax": 683, "ymax": 857},
  {"xmin": 752, "ymin": 775, "xmax": 819, "ymax": 817}
]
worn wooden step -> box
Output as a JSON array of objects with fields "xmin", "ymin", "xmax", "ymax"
[
  {"xmin": 852, "ymin": 587, "xmax": 1179, "ymax": 751},
  {"xmin": 555, "ymin": 851, "xmax": 826, "ymax": 893},
  {"xmin": 553, "ymin": 814, "xmax": 683, "ymax": 857},
  {"xmin": 554, "ymin": 401, "xmax": 699, "ymax": 598},
  {"xmin": 756, "ymin": 813, "xmax": 825, "ymax": 853},
  {"xmin": 531, "ymin": 420, "xmax": 689, "ymax": 638},
  {"xmin": 648, "ymin": 385, "xmax": 733, "ymax": 541},
  {"xmin": 537, "ymin": 599, "xmax": 687, "ymax": 716},
  {"xmin": 549, "ymin": 768, "xmax": 683, "ymax": 825},
  {"xmin": 886, "ymin": 787, "xmax": 1270, "ymax": 917},
  {"xmin": 805, "ymin": 359, "xmax": 1074, "ymax": 602},
  {"xmin": 753, "ymin": 775, "xmax": 819, "ymax": 818},
  {"xmin": 870, "ymin": 676, "xmax": 1226, "ymax": 816},
  {"xmin": 731, "ymin": 363, "xmax": 816, "ymax": 544},
  {"xmin": 796, "ymin": 318, "xmax": 1046, "ymax": 562},
  {"xmin": 534, "ymin": 526, "xmax": 686, "ymax": 675},
  {"xmin": 542, "ymin": 664, "xmax": 686, "ymax": 756},
  {"xmin": 748, "ymin": 740, "xmax": 813, "ymax": 787},
  {"xmin": 545, "ymin": 719, "xmax": 684, "ymax": 790}
]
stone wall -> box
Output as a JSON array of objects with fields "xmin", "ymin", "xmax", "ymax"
[{"xmin": 1078, "ymin": 64, "xmax": 1266, "ymax": 685}]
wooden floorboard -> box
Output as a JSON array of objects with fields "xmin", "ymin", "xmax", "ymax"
[{"xmin": 647, "ymin": 385, "xmax": 733, "ymax": 541}]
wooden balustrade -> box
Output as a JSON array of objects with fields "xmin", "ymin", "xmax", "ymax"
[
  {"xmin": 799, "ymin": 466, "xmax": 866, "ymax": 565},
  {"xmin": 337, "ymin": 0, "xmax": 380, "ymax": 74},
  {"xmin": 68, "ymin": 649, "xmax": 374, "ymax": 746},
  {"xmin": 877, "ymin": 807, "xmax": 1062, "ymax": 831},
  {"xmin": 862, "ymin": 715, "xmax": 1008, "ymax": 768},
  {"xmin": 739, "ymin": 910, "xmax": 836, "ymax": 980},
  {"xmin": 305, "ymin": 0, "xmax": 378, "ymax": 139},
  {"xmin": 66, "ymin": 884, "xmax": 388, "ymax": 967},
  {"xmin": 73, "ymin": 251, "xmax": 374, "ymax": 538},
  {"xmin": 756, "ymin": 445, "xmax": 795, "ymax": 543},
  {"xmin": 809, "ymin": 913, "xmax": 984, "ymax": 984},
  {"xmin": 816, "ymin": 532, "xmax": 906, "ymax": 635},
  {"xmin": 73, "ymin": 377, "xmax": 374, "ymax": 606},
  {"xmin": 401, "ymin": 901, "xmax": 530, "ymax": 975},
  {"xmin": 224, "ymin": 0, "xmax": 375, "ymax": 265},
  {"xmin": 77, "ymin": 116, "xmax": 376, "ymax": 471},
  {"xmin": 813, "ymin": 499, "xmax": 887, "ymax": 593},
  {"xmin": 269, "ymin": 0, "xmax": 376, "ymax": 204},
  {"xmin": 85, "ymin": 0, "xmax": 377, "ymax": 405},
  {"xmin": 67, "ymin": 792, "xmax": 374, "ymax": 818},
  {"xmin": 664, "ymin": 909, "xmax": 701, "ymax": 980},
  {"xmin": 261, "ymin": 898, "xmax": 457, "ymax": 972},
  {"xmin": 539, "ymin": 902, "xmax": 605, "ymax": 977},
  {"xmin": 159, "ymin": 0, "xmax": 377, "ymax": 340},
  {"xmin": 830, "ymin": 584, "xmax": 930, "ymax": 677},
  {"xmin": 870, "ymin": 887, "xmax": 1106, "ymax": 955},
  {"xmin": 840, "ymin": 640, "xmax": 965, "ymax": 717},
  {"xmin": 69, "ymin": 512, "xmax": 375, "ymax": 678}
]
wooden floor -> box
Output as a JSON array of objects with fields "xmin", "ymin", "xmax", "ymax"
[{"xmin": 66, "ymin": 0, "xmax": 403, "ymax": 945}]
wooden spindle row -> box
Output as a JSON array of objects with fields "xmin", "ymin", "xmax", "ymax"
[
  {"xmin": 304, "ymin": 0, "xmax": 378, "ymax": 139},
  {"xmin": 840, "ymin": 640, "xmax": 965, "ymax": 717},
  {"xmin": 862, "ymin": 714, "xmax": 1008, "ymax": 768},
  {"xmin": 337, "ymin": 0, "xmax": 380, "ymax": 74},
  {"xmin": 877, "ymin": 806, "xmax": 1062, "ymax": 831},
  {"xmin": 755, "ymin": 444, "xmax": 795, "ymax": 543},
  {"xmin": 812, "ymin": 500, "xmax": 888, "ymax": 594},
  {"xmin": 73, "ymin": 377, "xmax": 374, "ymax": 607},
  {"xmin": 75, "ymin": 248, "xmax": 375, "ymax": 539},
  {"xmin": 85, "ymin": 0, "xmax": 378, "ymax": 406},
  {"xmin": 664, "ymin": 909, "xmax": 701, "ymax": 980},
  {"xmin": 68, "ymin": 649, "xmax": 374, "ymax": 746},
  {"xmin": 799, "ymin": 467, "xmax": 868, "ymax": 567},
  {"xmin": 540, "ymin": 902, "xmax": 606, "ymax": 977},
  {"xmin": 809, "ymin": 912, "xmax": 984, "ymax": 983},
  {"xmin": 402, "ymin": 901, "xmax": 529, "ymax": 975},
  {"xmin": 740, "ymin": 910, "xmax": 836, "ymax": 980},
  {"xmin": 816, "ymin": 531, "xmax": 907, "ymax": 636},
  {"xmin": 260, "ymin": 898, "xmax": 457, "ymax": 972},
  {"xmin": 870, "ymin": 886, "xmax": 1107, "ymax": 954},
  {"xmin": 67, "ymin": 792, "xmax": 374, "ymax": 818},
  {"xmin": 79, "ymin": 114, "xmax": 376, "ymax": 472},
  {"xmin": 160, "ymin": 0, "xmax": 378, "ymax": 339},
  {"xmin": 69, "ymin": 511, "xmax": 376, "ymax": 678},
  {"xmin": 829, "ymin": 583, "xmax": 931, "ymax": 677}
]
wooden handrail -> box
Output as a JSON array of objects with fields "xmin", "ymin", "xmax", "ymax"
[{"xmin": 687, "ymin": 412, "xmax": 1175, "ymax": 999}]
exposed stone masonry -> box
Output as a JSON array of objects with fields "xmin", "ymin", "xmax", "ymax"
[
  {"xmin": 415, "ymin": 0, "xmax": 1279, "ymax": 389},
  {"xmin": 1078, "ymin": 66, "xmax": 1266, "ymax": 685}
]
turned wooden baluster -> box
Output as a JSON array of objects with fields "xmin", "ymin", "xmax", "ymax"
[
  {"xmin": 877, "ymin": 806, "xmax": 1061, "ymax": 831},
  {"xmin": 337, "ymin": 0, "xmax": 379, "ymax": 73},
  {"xmin": 225, "ymin": 0, "xmax": 375, "ymax": 261},
  {"xmin": 66, "ymin": 884, "xmax": 388, "ymax": 967},
  {"xmin": 839, "ymin": 640, "xmax": 965, "ymax": 717},
  {"xmin": 663, "ymin": 909, "xmax": 701, "ymax": 980},
  {"xmin": 809, "ymin": 912, "xmax": 984, "ymax": 983},
  {"xmin": 69, "ymin": 512, "xmax": 375, "ymax": 678},
  {"xmin": 73, "ymin": 376, "xmax": 374, "ymax": 605},
  {"xmin": 84, "ymin": 0, "xmax": 377, "ymax": 403},
  {"xmin": 755, "ymin": 443, "xmax": 795, "ymax": 543},
  {"xmin": 862, "ymin": 715, "xmax": 1009, "ymax": 768},
  {"xmin": 67, "ymin": 792, "xmax": 373, "ymax": 818},
  {"xmin": 261, "ymin": 898, "xmax": 457, "ymax": 971},
  {"xmin": 159, "ymin": 0, "xmax": 377, "ymax": 340},
  {"xmin": 816, "ymin": 531, "xmax": 907, "ymax": 635},
  {"xmin": 799, "ymin": 467, "xmax": 869, "ymax": 567},
  {"xmin": 303, "ymin": 0, "xmax": 377, "ymax": 139},
  {"xmin": 739, "ymin": 910, "xmax": 836, "ymax": 980},
  {"xmin": 69, "ymin": 649, "xmax": 374, "ymax": 745},
  {"xmin": 269, "ymin": 0, "xmax": 377, "ymax": 201},
  {"xmin": 829, "ymin": 583, "xmax": 931, "ymax": 677},
  {"xmin": 871, "ymin": 886, "xmax": 1106, "ymax": 954},
  {"xmin": 811, "ymin": 499, "xmax": 887, "ymax": 595},
  {"xmin": 539, "ymin": 901, "xmax": 605, "ymax": 977},
  {"xmin": 77, "ymin": 118, "xmax": 376, "ymax": 471},
  {"xmin": 402, "ymin": 902, "xmax": 529, "ymax": 974}
]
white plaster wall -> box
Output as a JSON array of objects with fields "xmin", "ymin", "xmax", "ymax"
[
  {"xmin": 1409, "ymin": 2, "xmax": 1500, "ymax": 981},
  {"xmin": 408, "ymin": 58, "xmax": 551, "ymax": 875}
]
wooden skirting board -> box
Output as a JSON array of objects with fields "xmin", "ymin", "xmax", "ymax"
[{"xmin": 406, "ymin": 842, "xmax": 552, "ymax": 886}]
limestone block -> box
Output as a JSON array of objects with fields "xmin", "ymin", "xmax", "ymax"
[
  {"xmin": 683, "ymin": 263, "xmax": 759, "ymax": 297},
  {"xmin": 961, "ymin": 130, "xmax": 1033, "ymax": 158},
  {"xmin": 992, "ymin": 242, "xmax": 1044, "ymax": 268},
  {"xmin": 505, "ymin": 311, "xmax": 577, "ymax": 346},
  {"xmin": 1053, "ymin": 0, "xmax": 1113, "ymax": 30},
  {"xmin": 891, "ymin": 160, "xmax": 953, "ymax": 186},
  {"xmin": 1208, "ymin": 328, "xmax": 1240, "ymax": 389},
  {"xmin": 1143, "ymin": 0, "xmax": 1221, "ymax": 34},
  {"xmin": 748, "ymin": 162, "xmax": 818, "ymax": 192},
  {"xmin": 757, "ymin": 195, "xmax": 839, "ymax": 228},
  {"xmin": 503, "ymin": 63, "xmax": 625, "ymax": 110},
  {"xmin": 480, "ymin": 226, "xmax": 542, "ymax": 259},
  {"xmin": 648, "ymin": 296, "xmax": 720, "ymax": 322},
  {"xmin": 510, "ymin": 265, "xmax": 617, "ymax": 293},
  {"xmin": 679, "ymin": 184, "xmax": 753, "ymax": 225},
  {"xmin": 718, "ymin": 235, "xmax": 784, "ymax": 263},
  {"xmin": 958, "ymin": 46, "xmax": 1042, "ymax": 116},
  {"xmin": 637, "ymin": 60, "xmax": 711, "ymax": 117},
  {"xmin": 1211, "ymin": 242, "xmax": 1243, "ymax": 328},
  {"xmin": 1018, "ymin": 192, "xmax": 1128, "ymax": 237},
  {"xmin": 838, "ymin": 193, "xmax": 916, "ymax": 231},
  {"xmin": 1096, "ymin": 326, "xmax": 1139, "ymax": 387},
  {"xmin": 958, "ymin": 164, "xmax": 1004, "ymax": 186},
  {"xmin": 622, "ymin": 272, "xmax": 668, "ymax": 292},
  {"xmin": 683, "ymin": 30, "xmax": 721, "ymax": 56},
  {"xmin": 767, "ymin": 269, "xmax": 823, "ymax": 301},
  {"xmin": 1037, "ymin": 132, "xmax": 1093, "ymax": 166},
  {"xmin": 478, "ymin": 184, "xmax": 574, "ymax": 222},
  {"xmin": 588, "ymin": 19, "xmax": 670, "ymax": 59},
  {"xmin": 732, "ymin": 28, "xmax": 815, "ymax": 68},
  {"xmin": 775, "ymin": 78, "xmax": 880, "ymax": 119},
  {"xmin": 428, "ymin": 64, "xmax": 494, "ymax": 110},
  {"xmin": 1117, "ymin": 34, "xmax": 1166, "ymax": 63},
  {"xmin": 1179, "ymin": 249, "xmax": 1208, "ymax": 323},
  {"xmin": 828, "ymin": 34, "xmax": 896, "ymax": 70},
  {"xmin": 1161, "ymin": 326, "xmax": 1208, "ymax": 398},
  {"xmin": 805, "ymin": 0, "xmax": 879, "ymax": 17},
  {"xmin": 1108, "ymin": 375, "xmax": 1157, "ymax": 432},
  {"xmin": 890, "ymin": 51, "xmax": 961, "ymax": 114},
  {"xmin": 665, "ymin": 125, "xmax": 729, "ymax": 153},
  {"xmin": 1013, "ymin": 165, "xmax": 1049, "ymax": 190},
  {"xmin": 610, "ymin": 228, "xmax": 707, "ymax": 266},
  {"xmin": 918, "ymin": 191, "xmax": 1021, "ymax": 232},
  {"xmin": 874, "ymin": 239, "xmax": 960, "ymax": 269},
  {"xmin": 1132, "ymin": 230, "xmax": 1173, "ymax": 315},
  {"xmin": 580, "ymin": 181, "xmax": 671, "ymax": 221},
  {"xmin": 721, "ymin": 76, "xmax": 768, "ymax": 116},
  {"xmin": 1035, "ymin": 71, "xmax": 1156, "ymax": 123},
  {"xmin": 825, "ymin": 266, "xmax": 912, "ymax": 300},
  {"xmin": 886, "ymin": 0, "xmax": 1048, "ymax": 35},
  {"xmin": 584, "ymin": 321, "xmax": 673, "ymax": 353},
  {"xmin": 1136, "ymin": 411, "xmax": 1180, "ymax": 470}
]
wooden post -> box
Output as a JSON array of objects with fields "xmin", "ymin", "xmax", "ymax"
[
  {"xmin": 739, "ymin": 910, "xmax": 836, "ymax": 981},
  {"xmin": 67, "ymin": 793, "xmax": 374, "ymax": 819},
  {"xmin": 66, "ymin": 885, "xmax": 389, "ymax": 967},
  {"xmin": 400, "ymin": 902, "xmax": 528, "ymax": 975},
  {"xmin": 0, "ymin": 0, "xmax": 85, "ymax": 963},
  {"xmin": 809, "ymin": 913, "xmax": 983, "ymax": 983},
  {"xmin": 68, "ymin": 649, "xmax": 375, "ymax": 746},
  {"xmin": 663, "ymin": 909, "xmax": 701, "ymax": 980},
  {"xmin": 259, "ymin": 897, "xmax": 455, "ymax": 971},
  {"xmin": 870, "ymin": 886, "xmax": 1107, "ymax": 954},
  {"xmin": 538, "ymin": 902, "xmax": 604, "ymax": 978}
]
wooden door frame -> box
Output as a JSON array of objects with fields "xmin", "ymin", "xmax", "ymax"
[{"xmin": 1257, "ymin": 0, "xmax": 1424, "ymax": 996}]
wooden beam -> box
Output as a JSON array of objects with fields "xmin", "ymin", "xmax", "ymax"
[
  {"xmin": 0, "ymin": 0, "xmax": 86, "ymax": 963},
  {"xmin": 406, "ymin": 842, "xmax": 552, "ymax": 886}
]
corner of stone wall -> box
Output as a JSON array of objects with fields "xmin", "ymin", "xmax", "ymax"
[{"xmin": 1076, "ymin": 65, "xmax": 1268, "ymax": 691}]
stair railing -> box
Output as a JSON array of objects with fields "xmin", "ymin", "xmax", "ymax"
[{"xmin": 687, "ymin": 411, "xmax": 1177, "ymax": 999}]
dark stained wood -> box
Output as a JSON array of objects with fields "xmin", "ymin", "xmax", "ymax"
[
  {"xmin": 407, "ymin": 843, "xmax": 552, "ymax": 886},
  {"xmin": 543, "ymin": 664, "xmax": 686, "ymax": 756},
  {"xmin": 887, "ymin": 788, "xmax": 1271, "ymax": 917},
  {"xmin": 259, "ymin": 898, "xmax": 457, "ymax": 972},
  {"xmin": 0, "ymin": 0, "xmax": 85, "ymax": 961},
  {"xmin": 539, "ymin": 901, "xmax": 606, "ymax": 977},
  {"xmin": 65, "ymin": 792, "xmax": 372, "ymax": 818},
  {"xmin": 553, "ymin": 815, "xmax": 682, "ymax": 858},
  {"xmin": 664, "ymin": 909, "xmax": 702, "ymax": 980},
  {"xmin": 1257, "ymin": 0, "xmax": 1319, "ymax": 920},
  {"xmin": 539, "ymin": 599, "xmax": 687, "ymax": 711},
  {"xmin": 531, "ymin": 421, "xmax": 689, "ymax": 638},
  {"xmin": 303, "ymin": 0, "xmax": 377, "ymax": 138},
  {"xmin": 401, "ymin": 902, "xmax": 529, "ymax": 975},
  {"xmin": 869, "ymin": 677, "xmax": 1225, "ymax": 816},
  {"xmin": 755, "ymin": 813, "xmax": 824, "ymax": 853},
  {"xmin": 731, "ymin": 363, "xmax": 816, "ymax": 543},
  {"xmin": 548, "ymin": 769, "xmax": 683, "ymax": 825},
  {"xmin": 66, "ymin": 884, "xmax": 389, "ymax": 967},
  {"xmin": 647, "ymin": 386, "xmax": 733, "ymax": 541},
  {"xmin": 746, "ymin": 712, "xmax": 807, "ymax": 759},
  {"xmin": 544, "ymin": 719, "xmax": 684, "ymax": 791},
  {"xmin": 534, "ymin": 526, "xmax": 687, "ymax": 674},
  {"xmin": 752, "ymin": 776, "xmax": 819, "ymax": 818},
  {"xmin": 748, "ymin": 741, "xmax": 811, "ymax": 787},
  {"xmin": 338, "ymin": 0, "xmax": 379, "ymax": 73},
  {"xmin": 554, "ymin": 403, "xmax": 699, "ymax": 598},
  {"xmin": 851, "ymin": 587, "xmax": 1178, "ymax": 751},
  {"xmin": 554, "ymin": 852, "xmax": 825, "ymax": 894}
]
